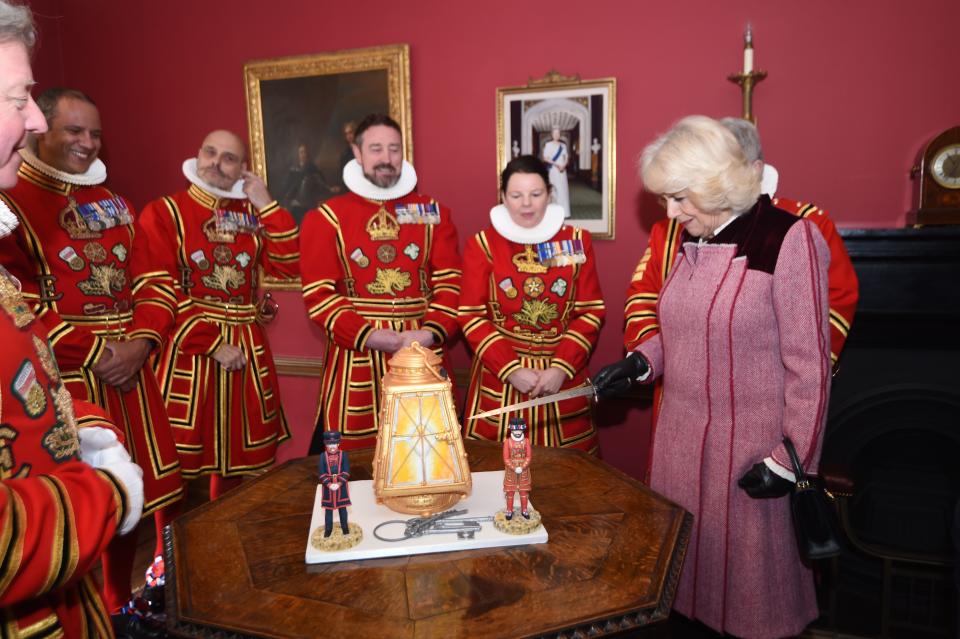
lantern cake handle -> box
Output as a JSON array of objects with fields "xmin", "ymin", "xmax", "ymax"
[{"xmin": 410, "ymin": 341, "xmax": 447, "ymax": 382}]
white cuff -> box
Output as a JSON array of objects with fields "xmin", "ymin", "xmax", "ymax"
[
  {"xmin": 78, "ymin": 427, "xmax": 144, "ymax": 535},
  {"xmin": 764, "ymin": 457, "xmax": 796, "ymax": 483}
]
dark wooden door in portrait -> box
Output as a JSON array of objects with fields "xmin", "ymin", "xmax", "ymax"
[{"xmin": 164, "ymin": 441, "xmax": 691, "ymax": 639}]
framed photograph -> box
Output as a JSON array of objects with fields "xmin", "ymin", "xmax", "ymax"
[
  {"xmin": 244, "ymin": 44, "xmax": 413, "ymax": 288},
  {"xmin": 496, "ymin": 72, "xmax": 616, "ymax": 239}
]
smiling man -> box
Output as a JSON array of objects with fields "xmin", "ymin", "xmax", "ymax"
[
  {"xmin": 300, "ymin": 113, "xmax": 462, "ymax": 451},
  {"xmin": 0, "ymin": 86, "xmax": 206, "ymax": 637}
]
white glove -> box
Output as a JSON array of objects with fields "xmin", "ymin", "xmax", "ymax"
[{"xmin": 78, "ymin": 427, "xmax": 144, "ymax": 535}]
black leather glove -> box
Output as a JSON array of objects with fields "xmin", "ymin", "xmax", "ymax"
[
  {"xmin": 737, "ymin": 462, "xmax": 794, "ymax": 499},
  {"xmin": 593, "ymin": 352, "xmax": 650, "ymax": 399}
]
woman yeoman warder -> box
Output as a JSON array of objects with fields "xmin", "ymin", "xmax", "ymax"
[
  {"xmin": 458, "ymin": 155, "xmax": 604, "ymax": 452},
  {"xmin": 595, "ymin": 116, "xmax": 831, "ymax": 638}
]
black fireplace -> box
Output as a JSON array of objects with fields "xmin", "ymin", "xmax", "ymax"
[{"xmin": 813, "ymin": 227, "xmax": 960, "ymax": 638}]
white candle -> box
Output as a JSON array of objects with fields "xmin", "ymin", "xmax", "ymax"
[{"xmin": 743, "ymin": 24, "xmax": 754, "ymax": 74}]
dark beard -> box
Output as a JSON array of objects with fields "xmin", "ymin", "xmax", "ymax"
[{"xmin": 364, "ymin": 165, "xmax": 400, "ymax": 188}]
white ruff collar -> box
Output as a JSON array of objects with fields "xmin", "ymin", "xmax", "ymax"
[
  {"xmin": 761, "ymin": 163, "xmax": 779, "ymax": 198},
  {"xmin": 490, "ymin": 203, "xmax": 565, "ymax": 244},
  {"xmin": 342, "ymin": 159, "xmax": 417, "ymax": 201},
  {"xmin": 0, "ymin": 199, "xmax": 18, "ymax": 238},
  {"xmin": 182, "ymin": 158, "xmax": 247, "ymax": 200},
  {"xmin": 19, "ymin": 147, "xmax": 106, "ymax": 186}
]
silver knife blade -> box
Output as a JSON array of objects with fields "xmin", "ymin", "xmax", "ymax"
[{"xmin": 465, "ymin": 383, "xmax": 597, "ymax": 421}]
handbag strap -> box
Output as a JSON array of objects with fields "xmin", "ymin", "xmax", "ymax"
[{"xmin": 782, "ymin": 436, "xmax": 806, "ymax": 481}]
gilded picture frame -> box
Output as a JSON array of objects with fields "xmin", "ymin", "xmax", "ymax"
[
  {"xmin": 496, "ymin": 72, "xmax": 616, "ymax": 239},
  {"xmin": 244, "ymin": 43, "xmax": 413, "ymax": 289}
]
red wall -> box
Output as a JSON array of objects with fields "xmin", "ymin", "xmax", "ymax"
[{"xmin": 33, "ymin": 0, "xmax": 960, "ymax": 479}]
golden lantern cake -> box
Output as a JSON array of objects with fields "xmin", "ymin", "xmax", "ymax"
[{"xmin": 372, "ymin": 342, "xmax": 471, "ymax": 515}]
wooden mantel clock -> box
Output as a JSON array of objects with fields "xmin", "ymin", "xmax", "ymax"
[{"xmin": 911, "ymin": 125, "xmax": 960, "ymax": 224}]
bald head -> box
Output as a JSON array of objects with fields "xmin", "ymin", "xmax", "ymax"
[{"xmin": 196, "ymin": 129, "xmax": 246, "ymax": 190}]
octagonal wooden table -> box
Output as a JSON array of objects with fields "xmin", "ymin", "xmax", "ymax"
[{"xmin": 165, "ymin": 440, "xmax": 691, "ymax": 638}]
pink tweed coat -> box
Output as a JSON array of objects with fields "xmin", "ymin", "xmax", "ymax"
[{"xmin": 637, "ymin": 200, "xmax": 831, "ymax": 639}]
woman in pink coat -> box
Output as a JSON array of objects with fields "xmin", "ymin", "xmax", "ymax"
[{"xmin": 595, "ymin": 116, "xmax": 831, "ymax": 638}]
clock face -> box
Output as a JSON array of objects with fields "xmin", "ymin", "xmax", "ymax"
[{"xmin": 931, "ymin": 143, "xmax": 960, "ymax": 189}]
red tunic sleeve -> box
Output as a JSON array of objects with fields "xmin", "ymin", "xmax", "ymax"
[
  {"xmin": 624, "ymin": 219, "xmax": 682, "ymax": 351},
  {"xmin": 126, "ymin": 201, "xmax": 180, "ymax": 347},
  {"xmin": 257, "ymin": 201, "xmax": 300, "ymax": 280},
  {"xmin": 772, "ymin": 198, "xmax": 858, "ymax": 366},
  {"xmin": 0, "ymin": 463, "xmax": 123, "ymax": 605}
]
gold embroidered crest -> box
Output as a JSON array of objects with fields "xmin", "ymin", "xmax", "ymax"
[
  {"xmin": 202, "ymin": 214, "xmax": 236, "ymax": 243},
  {"xmin": 58, "ymin": 198, "xmax": 102, "ymax": 239},
  {"xmin": 366, "ymin": 268, "xmax": 411, "ymax": 296},
  {"xmin": 77, "ymin": 263, "xmax": 127, "ymax": 298},
  {"xmin": 512, "ymin": 299, "xmax": 559, "ymax": 329},
  {"xmin": 42, "ymin": 419, "xmax": 79, "ymax": 461},
  {"xmin": 32, "ymin": 335, "xmax": 60, "ymax": 382},
  {"xmin": 201, "ymin": 264, "xmax": 246, "ymax": 294},
  {"xmin": 0, "ymin": 425, "xmax": 20, "ymax": 476},
  {"xmin": 50, "ymin": 383, "xmax": 79, "ymax": 447},
  {"xmin": 0, "ymin": 267, "xmax": 34, "ymax": 327},
  {"xmin": 512, "ymin": 245, "xmax": 547, "ymax": 274},
  {"xmin": 366, "ymin": 206, "xmax": 400, "ymax": 241}
]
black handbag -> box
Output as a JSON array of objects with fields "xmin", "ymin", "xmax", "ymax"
[{"xmin": 782, "ymin": 437, "xmax": 844, "ymax": 565}]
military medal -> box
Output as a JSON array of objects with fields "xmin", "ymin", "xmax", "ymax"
[
  {"xmin": 214, "ymin": 208, "xmax": 260, "ymax": 235},
  {"xmin": 395, "ymin": 202, "xmax": 440, "ymax": 225},
  {"xmin": 523, "ymin": 276, "xmax": 545, "ymax": 298},
  {"xmin": 350, "ymin": 248, "xmax": 370, "ymax": 268},
  {"xmin": 83, "ymin": 241, "xmax": 107, "ymax": 263},
  {"xmin": 12, "ymin": 360, "xmax": 46, "ymax": 418},
  {"xmin": 213, "ymin": 245, "xmax": 233, "ymax": 265},
  {"xmin": 191, "ymin": 250, "xmax": 210, "ymax": 270},
  {"xmin": 535, "ymin": 238, "xmax": 586, "ymax": 267},
  {"xmin": 58, "ymin": 246, "xmax": 85, "ymax": 271},
  {"xmin": 498, "ymin": 277, "xmax": 518, "ymax": 299},
  {"xmin": 77, "ymin": 196, "xmax": 132, "ymax": 231},
  {"xmin": 403, "ymin": 242, "xmax": 420, "ymax": 260},
  {"xmin": 377, "ymin": 244, "xmax": 397, "ymax": 264},
  {"xmin": 551, "ymin": 277, "xmax": 568, "ymax": 297}
]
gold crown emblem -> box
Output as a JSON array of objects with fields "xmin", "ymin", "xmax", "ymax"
[
  {"xmin": 201, "ymin": 214, "xmax": 236, "ymax": 243},
  {"xmin": 58, "ymin": 199, "xmax": 101, "ymax": 240},
  {"xmin": 366, "ymin": 206, "xmax": 400, "ymax": 241},
  {"xmin": 511, "ymin": 245, "xmax": 547, "ymax": 274}
]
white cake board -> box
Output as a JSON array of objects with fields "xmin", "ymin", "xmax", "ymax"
[{"xmin": 305, "ymin": 471, "xmax": 547, "ymax": 564}]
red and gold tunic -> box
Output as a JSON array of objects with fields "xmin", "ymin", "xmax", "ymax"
[
  {"xmin": 300, "ymin": 191, "xmax": 461, "ymax": 449},
  {"xmin": 623, "ymin": 196, "xmax": 859, "ymax": 476},
  {"xmin": 459, "ymin": 225, "xmax": 604, "ymax": 453},
  {"xmin": 0, "ymin": 159, "xmax": 185, "ymax": 514},
  {"xmin": 0, "ymin": 265, "xmax": 127, "ymax": 639},
  {"xmin": 138, "ymin": 184, "xmax": 297, "ymax": 477},
  {"xmin": 502, "ymin": 437, "xmax": 532, "ymax": 492}
]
